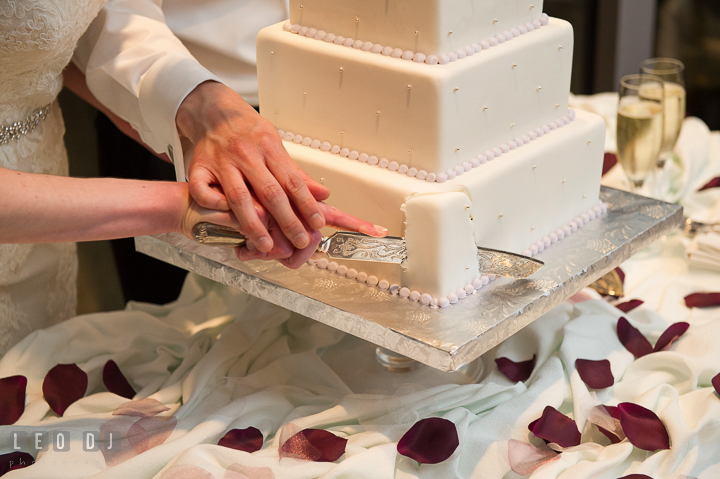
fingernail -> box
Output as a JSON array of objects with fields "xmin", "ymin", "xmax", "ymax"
[
  {"xmin": 310, "ymin": 213, "xmax": 325, "ymax": 230},
  {"xmin": 361, "ymin": 224, "xmax": 389, "ymax": 237},
  {"xmin": 294, "ymin": 232, "xmax": 310, "ymax": 248},
  {"xmin": 258, "ymin": 236, "xmax": 273, "ymax": 252}
]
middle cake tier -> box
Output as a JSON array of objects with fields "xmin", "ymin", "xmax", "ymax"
[{"xmin": 257, "ymin": 17, "xmax": 574, "ymax": 177}]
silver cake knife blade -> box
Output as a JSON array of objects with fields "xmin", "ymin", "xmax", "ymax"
[{"xmin": 192, "ymin": 223, "xmax": 543, "ymax": 279}]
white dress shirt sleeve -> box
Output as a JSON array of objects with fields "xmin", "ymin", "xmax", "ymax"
[{"xmin": 73, "ymin": 0, "xmax": 221, "ymax": 181}]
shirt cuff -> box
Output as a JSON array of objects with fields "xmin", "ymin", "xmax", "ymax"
[{"xmin": 137, "ymin": 52, "xmax": 221, "ymax": 182}]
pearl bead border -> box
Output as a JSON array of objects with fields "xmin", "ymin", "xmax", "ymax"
[
  {"xmin": 305, "ymin": 199, "xmax": 607, "ymax": 309},
  {"xmin": 277, "ymin": 109, "xmax": 576, "ymax": 184},
  {"xmin": 282, "ymin": 14, "xmax": 550, "ymax": 66},
  {"xmin": 521, "ymin": 200, "xmax": 608, "ymax": 258}
]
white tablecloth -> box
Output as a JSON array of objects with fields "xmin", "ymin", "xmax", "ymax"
[{"xmin": 2, "ymin": 102, "xmax": 720, "ymax": 478}]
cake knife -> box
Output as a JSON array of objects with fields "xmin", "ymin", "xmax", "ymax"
[{"xmin": 192, "ymin": 223, "xmax": 543, "ymax": 279}]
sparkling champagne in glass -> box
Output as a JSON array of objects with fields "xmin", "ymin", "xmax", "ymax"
[
  {"xmin": 616, "ymin": 74, "xmax": 665, "ymax": 192},
  {"xmin": 640, "ymin": 58, "xmax": 686, "ymax": 168}
]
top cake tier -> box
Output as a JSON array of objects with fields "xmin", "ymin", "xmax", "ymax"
[{"xmin": 288, "ymin": 0, "xmax": 544, "ymax": 57}]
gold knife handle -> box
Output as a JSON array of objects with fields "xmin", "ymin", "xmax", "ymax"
[{"xmin": 192, "ymin": 222, "xmax": 247, "ymax": 248}]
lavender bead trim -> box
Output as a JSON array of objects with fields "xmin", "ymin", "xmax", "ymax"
[
  {"xmin": 277, "ymin": 109, "xmax": 576, "ymax": 184},
  {"xmin": 521, "ymin": 201, "xmax": 608, "ymax": 258},
  {"xmin": 307, "ymin": 257, "xmax": 497, "ymax": 309},
  {"xmin": 282, "ymin": 13, "xmax": 550, "ymax": 65},
  {"xmin": 304, "ymin": 199, "xmax": 606, "ymax": 309}
]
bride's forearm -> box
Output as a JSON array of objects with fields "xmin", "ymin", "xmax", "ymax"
[{"xmin": 0, "ymin": 168, "xmax": 188, "ymax": 244}]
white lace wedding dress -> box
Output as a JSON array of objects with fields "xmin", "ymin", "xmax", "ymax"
[{"xmin": 0, "ymin": 0, "xmax": 106, "ymax": 354}]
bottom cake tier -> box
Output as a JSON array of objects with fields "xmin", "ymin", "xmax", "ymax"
[{"xmin": 284, "ymin": 109, "xmax": 606, "ymax": 306}]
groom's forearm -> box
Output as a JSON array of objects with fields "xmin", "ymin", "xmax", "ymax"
[{"xmin": 62, "ymin": 64, "xmax": 172, "ymax": 164}]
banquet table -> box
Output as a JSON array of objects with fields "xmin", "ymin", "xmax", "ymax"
[{"xmin": 1, "ymin": 96, "xmax": 720, "ymax": 478}]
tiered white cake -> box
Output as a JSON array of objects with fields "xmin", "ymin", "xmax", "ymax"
[{"xmin": 257, "ymin": 0, "xmax": 606, "ymax": 307}]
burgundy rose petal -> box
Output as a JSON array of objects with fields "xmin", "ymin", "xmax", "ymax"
[
  {"xmin": 699, "ymin": 176, "xmax": 720, "ymax": 192},
  {"xmin": 653, "ymin": 322, "xmax": 690, "ymax": 352},
  {"xmin": 602, "ymin": 153, "xmax": 618, "ymax": 177},
  {"xmin": 618, "ymin": 475, "xmax": 654, "ymax": 479},
  {"xmin": 496, "ymin": 355, "xmax": 536, "ymax": 382},
  {"xmin": 618, "ymin": 402, "xmax": 670, "ymax": 451},
  {"xmin": 397, "ymin": 417, "xmax": 460, "ymax": 464},
  {"xmin": 42, "ymin": 364, "xmax": 88, "ymax": 416},
  {"xmin": 713, "ymin": 372, "xmax": 720, "ymax": 396},
  {"xmin": 218, "ymin": 427, "xmax": 264, "ymax": 453},
  {"xmin": 616, "ymin": 299, "xmax": 644, "ymax": 313},
  {"xmin": 0, "ymin": 451, "xmax": 34, "ymax": 475},
  {"xmin": 684, "ymin": 293, "xmax": 720, "ymax": 308},
  {"xmin": 280, "ymin": 429, "xmax": 347, "ymax": 462},
  {"xmin": 617, "ymin": 317, "xmax": 653, "ymax": 359},
  {"xmin": 0, "ymin": 376, "xmax": 26, "ymax": 426},
  {"xmin": 575, "ymin": 359, "xmax": 615, "ymax": 389},
  {"xmin": 529, "ymin": 406, "xmax": 581, "ymax": 448},
  {"xmin": 103, "ymin": 360, "xmax": 136, "ymax": 400},
  {"xmin": 507, "ymin": 439, "xmax": 559, "ymax": 475}
]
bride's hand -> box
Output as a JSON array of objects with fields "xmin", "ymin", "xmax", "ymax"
[{"xmin": 179, "ymin": 195, "xmax": 241, "ymax": 242}]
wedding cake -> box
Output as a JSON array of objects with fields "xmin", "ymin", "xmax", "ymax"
[{"xmin": 256, "ymin": 0, "xmax": 606, "ymax": 307}]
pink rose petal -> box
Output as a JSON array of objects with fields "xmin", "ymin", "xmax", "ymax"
[
  {"xmin": 507, "ymin": 439, "xmax": 559, "ymax": 475},
  {"xmin": 698, "ymin": 177, "xmax": 720, "ymax": 192},
  {"xmin": 0, "ymin": 451, "xmax": 34, "ymax": 475},
  {"xmin": 128, "ymin": 416, "xmax": 177, "ymax": 455},
  {"xmin": 159, "ymin": 465, "xmax": 213, "ymax": 479},
  {"xmin": 684, "ymin": 292, "xmax": 720, "ymax": 308},
  {"xmin": 618, "ymin": 402, "xmax": 670, "ymax": 451},
  {"xmin": 653, "ymin": 322, "xmax": 689, "ymax": 352},
  {"xmin": 713, "ymin": 372, "xmax": 720, "ymax": 395},
  {"xmin": 218, "ymin": 427, "xmax": 264, "ymax": 453},
  {"xmin": 617, "ymin": 317, "xmax": 653, "ymax": 359},
  {"xmin": 100, "ymin": 417, "xmax": 136, "ymax": 467},
  {"xmin": 280, "ymin": 429, "xmax": 347, "ymax": 462},
  {"xmin": 224, "ymin": 463, "xmax": 275, "ymax": 479},
  {"xmin": 397, "ymin": 417, "xmax": 459, "ymax": 464},
  {"xmin": 588, "ymin": 405, "xmax": 625, "ymax": 444},
  {"xmin": 616, "ymin": 299, "xmax": 644, "ymax": 313},
  {"xmin": 113, "ymin": 397, "xmax": 170, "ymax": 418},
  {"xmin": 100, "ymin": 414, "xmax": 178, "ymax": 467},
  {"xmin": 0, "ymin": 376, "xmax": 26, "ymax": 426},
  {"xmin": 575, "ymin": 359, "xmax": 614, "ymax": 389},
  {"xmin": 529, "ymin": 406, "xmax": 581, "ymax": 448},
  {"xmin": 103, "ymin": 360, "xmax": 136, "ymax": 400},
  {"xmin": 42, "ymin": 364, "xmax": 88, "ymax": 416},
  {"xmin": 496, "ymin": 354, "xmax": 536, "ymax": 382}
]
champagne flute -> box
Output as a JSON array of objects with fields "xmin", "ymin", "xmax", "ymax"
[
  {"xmin": 640, "ymin": 58, "xmax": 686, "ymax": 168},
  {"xmin": 616, "ymin": 74, "xmax": 665, "ymax": 193}
]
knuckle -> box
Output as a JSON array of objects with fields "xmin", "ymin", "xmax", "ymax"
[
  {"xmin": 226, "ymin": 186, "xmax": 252, "ymax": 208},
  {"xmin": 260, "ymin": 182, "xmax": 286, "ymax": 207},
  {"xmin": 284, "ymin": 172, "xmax": 307, "ymax": 196}
]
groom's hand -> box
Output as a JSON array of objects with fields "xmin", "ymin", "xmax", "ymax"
[{"xmin": 176, "ymin": 81, "xmax": 330, "ymax": 253}]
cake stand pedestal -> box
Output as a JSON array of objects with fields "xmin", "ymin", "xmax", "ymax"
[{"xmin": 135, "ymin": 187, "xmax": 682, "ymax": 376}]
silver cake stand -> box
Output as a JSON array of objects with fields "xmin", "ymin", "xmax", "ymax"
[{"xmin": 135, "ymin": 187, "xmax": 682, "ymax": 382}]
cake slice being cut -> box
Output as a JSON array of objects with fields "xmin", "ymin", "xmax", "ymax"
[{"xmin": 256, "ymin": 1, "xmax": 606, "ymax": 306}]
